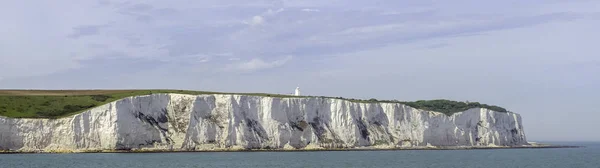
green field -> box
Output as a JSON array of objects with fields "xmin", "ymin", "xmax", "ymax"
[{"xmin": 0, "ymin": 89, "xmax": 508, "ymax": 118}]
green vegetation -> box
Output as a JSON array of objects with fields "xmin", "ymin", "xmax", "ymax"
[
  {"xmin": 0, "ymin": 96, "xmax": 97, "ymax": 118},
  {"xmin": 335, "ymin": 97, "xmax": 508, "ymax": 115},
  {"xmin": 0, "ymin": 89, "xmax": 509, "ymax": 119},
  {"xmin": 401, "ymin": 100, "xmax": 508, "ymax": 115}
]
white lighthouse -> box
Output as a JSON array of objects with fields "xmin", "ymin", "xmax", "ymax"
[{"xmin": 294, "ymin": 86, "xmax": 300, "ymax": 96}]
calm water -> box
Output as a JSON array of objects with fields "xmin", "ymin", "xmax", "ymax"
[{"xmin": 1, "ymin": 142, "xmax": 598, "ymax": 168}]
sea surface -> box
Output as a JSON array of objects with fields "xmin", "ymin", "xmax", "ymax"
[{"xmin": 1, "ymin": 142, "xmax": 598, "ymax": 168}]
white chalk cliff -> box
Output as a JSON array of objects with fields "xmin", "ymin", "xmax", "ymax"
[{"xmin": 0, "ymin": 94, "xmax": 528, "ymax": 152}]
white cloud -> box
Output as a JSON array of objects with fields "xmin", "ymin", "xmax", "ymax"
[
  {"xmin": 301, "ymin": 8, "xmax": 320, "ymax": 12},
  {"xmin": 225, "ymin": 55, "xmax": 292, "ymax": 72},
  {"xmin": 243, "ymin": 7, "xmax": 284, "ymax": 27},
  {"xmin": 198, "ymin": 57, "xmax": 211, "ymax": 63},
  {"xmin": 215, "ymin": 52, "xmax": 233, "ymax": 57},
  {"xmin": 266, "ymin": 8, "xmax": 285, "ymax": 15},
  {"xmin": 157, "ymin": 53, "xmax": 212, "ymax": 64},
  {"xmin": 247, "ymin": 15, "xmax": 265, "ymax": 26}
]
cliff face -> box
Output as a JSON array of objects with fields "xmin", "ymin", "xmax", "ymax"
[{"xmin": 0, "ymin": 94, "xmax": 528, "ymax": 152}]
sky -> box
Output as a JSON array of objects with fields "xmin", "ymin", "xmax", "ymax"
[{"xmin": 1, "ymin": 0, "xmax": 599, "ymax": 142}]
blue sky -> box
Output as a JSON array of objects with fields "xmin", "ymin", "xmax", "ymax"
[{"xmin": 1, "ymin": 0, "xmax": 599, "ymax": 141}]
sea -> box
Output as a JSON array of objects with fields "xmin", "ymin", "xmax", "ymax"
[{"xmin": 1, "ymin": 142, "xmax": 598, "ymax": 168}]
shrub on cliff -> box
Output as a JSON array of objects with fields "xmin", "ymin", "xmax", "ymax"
[{"xmin": 401, "ymin": 99, "xmax": 508, "ymax": 115}]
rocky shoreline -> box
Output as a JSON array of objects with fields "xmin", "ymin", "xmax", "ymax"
[{"xmin": 0, "ymin": 144, "xmax": 580, "ymax": 154}]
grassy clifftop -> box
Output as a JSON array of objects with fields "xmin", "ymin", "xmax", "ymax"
[{"xmin": 0, "ymin": 89, "xmax": 509, "ymax": 118}]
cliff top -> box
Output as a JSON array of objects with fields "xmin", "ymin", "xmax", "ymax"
[{"xmin": 0, "ymin": 89, "xmax": 509, "ymax": 119}]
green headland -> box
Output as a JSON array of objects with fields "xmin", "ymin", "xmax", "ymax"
[{"xmin": 0, "ymin": 89, "xmax": 508, "ymax": 119}]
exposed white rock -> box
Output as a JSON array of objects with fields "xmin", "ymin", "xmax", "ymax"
[{"xmin": 0, "ymin": 94, "xmax": 528, "ymax": 152}]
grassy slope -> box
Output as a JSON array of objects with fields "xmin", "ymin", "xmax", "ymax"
[{"xmin": 0, "ymin": 89, "xmax": 508, "ymax": 119}]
